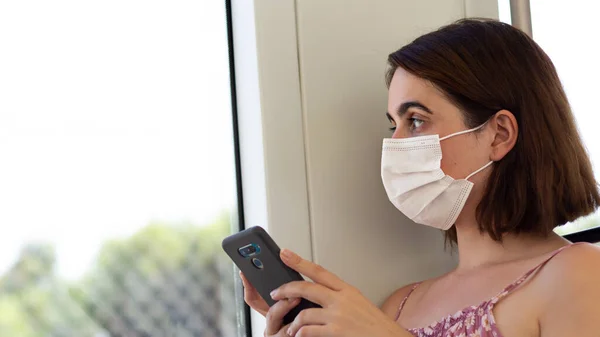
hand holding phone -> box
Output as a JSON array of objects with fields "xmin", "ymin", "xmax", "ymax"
[
  {"xmin": 222, "ymin": 226, "xmax": 321, "ymax": 325},
  {"xmin": 239, "ymin": 270, "xmax": 269, "ymax": 315}
]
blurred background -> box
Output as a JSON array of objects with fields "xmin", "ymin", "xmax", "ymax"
[
  {"xmin": 0, "ymin": 0, "xmax": 598, "ymax": 337},
  {"xmin": 0, "ymin": 1, "xmax": 240, "ymax": 336}
]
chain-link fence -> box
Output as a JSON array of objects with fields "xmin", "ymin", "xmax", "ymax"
[{"xmin": 0, "ymin": 223, "xmax": 240, "ymax": 337}]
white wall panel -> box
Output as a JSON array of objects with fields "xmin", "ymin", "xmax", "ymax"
[{"xmin": 295, "ymin": 0, "xmax": 469, "ymax": 305}]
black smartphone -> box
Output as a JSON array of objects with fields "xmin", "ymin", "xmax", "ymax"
[{"xmin": 222, "ymin": 226, "xmax": 321, "ymax": 325}]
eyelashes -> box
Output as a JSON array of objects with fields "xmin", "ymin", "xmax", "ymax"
[{"xmin": 388, "ymin": 117, "xmax": 424, "ymax": 133}]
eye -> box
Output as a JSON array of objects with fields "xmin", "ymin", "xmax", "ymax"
[{"xmin": 410, "ymin": 117, "xmax": 424, "ymax": 130}]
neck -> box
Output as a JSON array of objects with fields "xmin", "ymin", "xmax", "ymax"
[{"xmin": 453, "ymin": 211, "xmax": 568, "ymax": 271}]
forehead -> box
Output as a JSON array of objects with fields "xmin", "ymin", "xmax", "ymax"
[{"xmin": 387, "ymin": 67, "xmax": 454, "ymax": 116}]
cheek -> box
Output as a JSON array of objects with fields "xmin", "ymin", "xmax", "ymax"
[
  {"xmin": 440, "ymin": 153, "xmax": 460, "ymax": 177},
  {"xmin": 440, "ymin": 141, "xmax": 481, "ymax": 179}
]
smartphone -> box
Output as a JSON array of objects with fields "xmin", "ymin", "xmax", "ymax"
[{"xmin": 222, "ymin": 226, "xmax": 321, "ymax": 325}]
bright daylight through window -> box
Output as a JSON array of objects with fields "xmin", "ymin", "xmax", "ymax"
[{"xmin": 0, "ymin": 1, "xmax": 241, "ymax": 336}]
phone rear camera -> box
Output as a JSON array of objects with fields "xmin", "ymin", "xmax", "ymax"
[
  {"xmin": 252, "ymin": 258, "xmax": 264, "ymax": 269},
  {"xmin": 238, "ymin": 244, "xmax": 261, "ymax": 258}
]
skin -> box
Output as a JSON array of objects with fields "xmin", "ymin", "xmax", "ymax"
[{"xmin": 241, "ymin": 67, "xmax": 600, "ymax": 337}]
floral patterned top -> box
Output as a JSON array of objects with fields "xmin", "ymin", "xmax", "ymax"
[{"xmin": 395, "ymin": 243, "xmax": 584, "ymax": 337}]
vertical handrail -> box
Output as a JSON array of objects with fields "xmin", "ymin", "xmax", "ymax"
[{"xmin": 510, "ymin": 0, "xmax": 533, "ymax": 37}]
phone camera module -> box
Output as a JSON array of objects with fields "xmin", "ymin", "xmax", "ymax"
[
  {"xmin": 238, "ymin": 244, "xmax": 261, "ymax": 258},
  {"xmin": 252, "ymin": 258, "xmax": 264, "ymax": 269}
]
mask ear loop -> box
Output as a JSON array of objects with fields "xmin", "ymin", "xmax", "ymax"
[
  {"xmin": 439, "ymin": 122, "xmax": 487, "ymax": 141},
  {"xmin": 439, "ymin": 120, "xmax": 493, "ymax": 180},
  {"xmin": 466, "ymin": 161, "xmax": 494, "ymax": 181}
]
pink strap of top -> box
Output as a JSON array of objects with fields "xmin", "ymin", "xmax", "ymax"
[
  {"xmin": 394, "ymin": 283, "xmax": 420, "ymax": 321},
  {"xmin": 394, "ymin": 242, "xmax": 585, "ymax": 322}
]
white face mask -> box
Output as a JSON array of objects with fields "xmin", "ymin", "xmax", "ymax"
[{"xmin": 381, "ymin": 124, "xmax": 493, "ymax": 230}]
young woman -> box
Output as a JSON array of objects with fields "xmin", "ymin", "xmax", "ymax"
[{"xmin": 240, "ymin": 19, "xmax": 600, "ymax": 337}]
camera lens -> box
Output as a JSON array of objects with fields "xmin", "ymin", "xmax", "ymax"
[
  {"xmin": 238, "ymin": 246, "xmax": 249, "ymax": 257},
  {"xmin": 252, "ymin": 258, "xmax": 264, "ymax": 269},
  {"xmin": 238, "ymin": 244, "xmax": 261, "ymax": 258}
]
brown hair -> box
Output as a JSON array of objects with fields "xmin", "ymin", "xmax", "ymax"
[{"xmin": 386, "ymin": 18, "xmax": 599, "ymax": 244}]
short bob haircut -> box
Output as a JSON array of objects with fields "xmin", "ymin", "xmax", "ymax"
[{"xmin": 386, "ymin": 18, "xmax": 600, "ymax": 244}]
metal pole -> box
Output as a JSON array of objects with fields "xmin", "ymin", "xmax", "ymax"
[{"xmin": 510, "ymin": 0, "xmax": 533, "ymax": 37}]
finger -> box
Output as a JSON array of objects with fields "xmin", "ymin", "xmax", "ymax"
[
  {"xmin": 274, "ymin": 323, "xmax": 292, "ymax": 337},
  {"xmin": 294, "ymin": 325, "xmax": 330, "ymax": 337},
  {"xmin": 280, "ymin": 249, "xmax": 345, "ymax": 291},
  {"xmin": 240, "ymin": 272, "xmax": 261, "ymax": 301},
  {"xmin": 240, "ymin": 271, "xmax": 258, "ymax": 293},
  {"xmin": 270, "ymin": 281, "xmax": 333, "ymax": 307},
  {"xmin": 240, "ymin": 272, "xmax": 269, "ymax": 316},
  {"xmin": 287, "ymin": 308, "xmax": 328, "ymax": 337},
  {"xmin": 265, "ymin": 298, "xmax": 300, "ymax": 336}
]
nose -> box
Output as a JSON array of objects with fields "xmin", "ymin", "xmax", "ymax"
[{"xmin": 392, "ymin": 128, "xmax": 409, "ymax": 139}]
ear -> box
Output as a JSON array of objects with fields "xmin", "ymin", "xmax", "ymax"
[{"xmin": 488, "ymin": 110, "xmax": 518, "ymax": 161}]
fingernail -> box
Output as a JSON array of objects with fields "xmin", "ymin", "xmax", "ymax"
[
  {"xmin": 270, "ymin": 289, "xmax": 278, "ymax": 298},
  {"xmin": 291, "ymin": 298, "xmax": 300, "ymax": 305},
  {"xmin": 281, "ymin": 249, "xmax": 296, "ymax": 261},
  {"xmin": 286, "ymin": 327, "xmax": 293, "ymax": 336}
]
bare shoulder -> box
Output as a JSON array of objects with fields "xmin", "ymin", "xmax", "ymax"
[
  {"xmin": 536, "ymin": 243, "xmax": 600, "ymax": 336},
  {"xmin": 540, "ymin": 242, "xmax": 600, "ymax": 282},
  {"xmin": 380, "ymin": 282, "xmax": 420, "ymax": 319}
]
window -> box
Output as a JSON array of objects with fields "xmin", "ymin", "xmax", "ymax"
[
  {"xmin": 0, "ymin": 1, "xmax": 245, "ymax": 336},
  {"xmin": 530, "ymin": 1, "xmax": 600, "ymax": 240},
  {"xmin": 499, "ymin": 0, "xmax": 600, "ymax": 242}
]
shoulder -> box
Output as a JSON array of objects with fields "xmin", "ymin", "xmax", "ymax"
[
  {"xmin": 536, "ymin": 243, "xmax": 600, "ymax": 335},
  {"xmin": 380, "ymin": 282, "xmax": 421, "ymax": 319},
  {"xmin": 538, "ymin": 242, "xmax": 600, "ymax": 293},
  {"xmin": 540, "ymin": 242, "xmax": 600, "ymax": 283}
]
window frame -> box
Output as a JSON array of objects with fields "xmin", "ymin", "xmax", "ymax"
[
  {"xmin": 225, "ymin": 0, "xmax": 252, "ymax": 336},
  {"xmin": 564, "ymin": 226, "xmax": 600, "ymax": 244},
  {"xmin": 226, "ymin": 0, "xmax": 315, "ymax": 335}
]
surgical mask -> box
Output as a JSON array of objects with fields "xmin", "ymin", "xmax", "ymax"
[{"xmin": 381, "ymin": 124, "xmax": 493, "ymax": 230}]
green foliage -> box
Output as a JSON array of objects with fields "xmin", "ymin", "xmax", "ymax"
[
  {"xmin": 0, "ymin": 243, "xmax": 101, "ymax": 336},
  {"xmin": 0, "ymin": 211, "xmax": 235, "ymax": 337},
  {"xmin": 0, "ymin": 296, "xmax": 37, "ymax": 337}
]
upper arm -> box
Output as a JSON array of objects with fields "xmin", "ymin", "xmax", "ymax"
[
  {"xmin": 380, "ymin": 283, "xmax": 418, "ymax": 320},
  {"xmin": 539, "ymin": 243, "xmax": 600, "ymax": 337}
]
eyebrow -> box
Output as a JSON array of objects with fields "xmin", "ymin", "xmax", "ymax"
[{"xmin": 387, "ymin": 101, "xmax": 433, "ymax": 120}]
